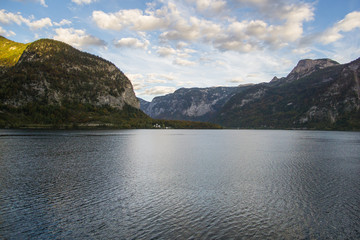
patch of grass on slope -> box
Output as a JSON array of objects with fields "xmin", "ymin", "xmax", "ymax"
[{"xmin": 0, "ymin": 36, "xmax": 29, "ymax": 67}]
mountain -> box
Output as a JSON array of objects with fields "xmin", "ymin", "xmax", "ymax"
[
  {"xmin": 140, "ymin": 57, "xmax": 359, "ymax": 130},
  {"xmin": 140, "ymin": 86, "xmax": 252, "ymax": 121},
  {"xmin": 1, "ymin": 36, "xmax": 139, "ymax": 109},
  {"xmin": 216, "ymin": 58, "xmax": 360, "ymax": 130},
  {"xmin": 139, "ymin": 97, "xmax": 151, "ymax": 112},
  {"xmin": 0, "ymin": 36, "xmax": 143, "ymax": 128},
  {"xmin": 270, "ymin": 58, "xmax": 340, "ymax": 84},
  {"xmin": 0, "ymin": 36, "xmax": 221, "ymax": 129}
]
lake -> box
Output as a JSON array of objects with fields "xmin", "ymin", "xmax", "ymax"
[{"xmin": 0, "ymin": 129, "xmax": 359, "ymax": 239}]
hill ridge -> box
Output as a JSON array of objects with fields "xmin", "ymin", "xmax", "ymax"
[
  {"xmin": 216, "ymin": 57, "xmax": 360, "ymax": 130},
  {"xmin": 141, "ymin": 57, "xmax": 360, "ymax": 130}
]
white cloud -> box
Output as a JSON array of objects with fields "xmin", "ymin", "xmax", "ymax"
[
  {"xmin": 246, "ymin": 73, "xmax": 260, "ymax": 78},
  {"xmin": 203, "ymin": 0, "xmax": 315, "ymax": 50},
  {"xmin": 92, "ymin": 9, "xmax": 168, "ymax": 31},
  {"xmin": 0, "ymin": 9, "xmax": 27, "ymax": 25},
  {"xmin": 26, "ymin": 17, "xmax": 52, "ymax": 30},
  {"xmin": 53, "ymin": 28, "xmax": 106, "ymax": 49},
  {"xmin": 125, "ymin": 73, "xmax": 146, "ymax": 90},
  {"xmin": 114, "ymin": 38, "xmax": 149, "ymax": 49},
  {"xmin": 54, "ymin": 19, "xmax": 72, "ymax": 26},
  {"xmin": 292, "ymin": 47, "xmax": 311, "ymax": 55},
  {"xmin": 126, "ymin": 72, "xmax": 177, "ymax": 95},
  {"xmin": 176, "ymin": 41, "xmax": 188, "ymax": 49},
  {"xmin": 133, "ymin": 82, "xmax": 146, "ymax": 91},
  {"xmin": 184, "ymin": 48, "xmax": 197, "ymax": 54},
  {"xmin": 143, "ymin": 86, "xmax": 176, "ymax": 96},
  {"xmin": 0, "ymin": 26, "xmax": 16, "ymax": 37},
  {"xmin": 173, "ymin": 58, "xmax": 196, "ymax": 66},
  {"xmin": 39, "ymin": 0, "xmax": 47, "ymax": 7},
  {"xmin": 234, "ymin": 0, "xmax": 314, "ymax": 22},
  {"xmin": 92, "ymin": 3, "xmax": 222, "ymax": 44},
  {"xmin": 156, "ymin": 46, "xmax": 177, "ymax": 57},
  {"xmin": 334, "ymin": 11, "xmax": 360, "ymax": 32},
  {"xmin": 187, "ymin": 0, "xmax": 227, "ymax": 14},
  {"xmin": 126, "ymin": 73, "xmax": 144, "ymax": 81},
  {"xmin": 228, "ymin": 77, "xmax": 244, "ymax": 83},
  {"xmin": 160, "ymin": 17, "xmax": 223, "ymax": 42},
  {"xmin": 0, "ymin": 9, "xmax": 52, "ymax": 30},
  {"xmin": 126, "ymin": 72, "xmax": 175, "ymax": 86},
  {"xmin": 72, "ymin": 0, "xmax": 97, "ymax": 5},
  {"xmin": 92, "ymin": 10, "xmax": 124, "ymax": 31},
  {"xmin": 11, "ymin": 0, "xmax": 47, "ymax": 7},
  {"xmin": 173, "ymin": 1, "xmax": 312, "ymax": 51},
  {"xmin": 216, "ymin": 1, "xmax": 314, "ymax": 51},
  {"xmin": 318, "ymin": 11, "xmax": 360, "ymax": 44},
  {"xmin": 175, "ymin": 80, "xmax": 197, "ymax": 87},
  {"xmin": 160, "ymin": 28, "xmax": 198, "ymax": 41},
  {"xmin": 146, "ymin": 78, "xmax": 167, "ymax": 84},
  {"xmin": 215, "ymin": 39, "xmax": 258, "ymax": 52},
  {"xmin": 155, "ymin": 45, "xmax": 197, "ymax": 61},
  {"xmin": 147, "ymin": 73, "xmax": 175, "ymax": 83},
  {"xmin": 156, "ymin": 73, "xmax": 175, "ymax": 81},
  {"xmin": 91, "ymin": 1, "xmax": 314, "ymax": 52}
]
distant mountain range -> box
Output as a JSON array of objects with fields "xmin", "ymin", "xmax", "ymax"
[
  {"xmin": 0, "ymin": 36, "xmax": 219, "ymax": 129},
  {"xmin": 139, "ymin": 86, "xmax": 253, "ymax": 121},
  {"xmin": 140, "ymin": 58, "xmax": 360, "ymax": 130}
]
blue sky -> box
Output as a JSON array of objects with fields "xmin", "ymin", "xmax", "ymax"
[{"xmin": 1, "ymin": 0, "xmax": 360, "ymax": 101}]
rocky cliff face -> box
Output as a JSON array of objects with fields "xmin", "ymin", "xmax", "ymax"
[
  {"xmin": 140, "ymin": 86, "xmax": 251, "ymax": 121},
  {"xmin": 0, "ymin": 37, "xmax": 139, "ymax": 110},
  {"xmin": 216, "ymin": 58, "xmax": 360, "ymax": 130},
  {"xmin": 271, "ymin": 59, "xmax": 340, "ymax": 84}
]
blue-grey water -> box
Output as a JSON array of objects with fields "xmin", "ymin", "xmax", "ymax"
[{"xmin": 0, "ymin": 129, "xmax": 359, "ymax": 239}]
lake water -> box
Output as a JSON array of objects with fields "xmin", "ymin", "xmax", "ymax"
[{"xmin": 0, "ymin": 129, "xmax": 359, "ymax": 239}]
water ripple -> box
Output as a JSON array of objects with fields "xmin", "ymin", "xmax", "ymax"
[{"xmin": 0, "ymin": 129, "xmax": 359, "ymax": 239}]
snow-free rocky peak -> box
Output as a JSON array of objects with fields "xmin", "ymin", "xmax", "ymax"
[{"xmin": 286, "ymin": 58, "xmax": 340, "ymax": 82}]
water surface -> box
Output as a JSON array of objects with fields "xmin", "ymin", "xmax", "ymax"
[{"xmin": 0, "ymin": 129, "xmax": 359, "ymax": 239}]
